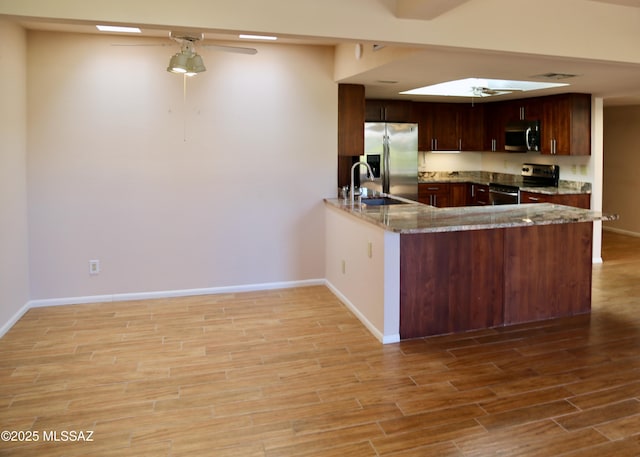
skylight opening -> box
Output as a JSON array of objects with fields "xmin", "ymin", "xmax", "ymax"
[{"xmin": 400, "ymin": 78, "xmax": 569, "ymax": 98}]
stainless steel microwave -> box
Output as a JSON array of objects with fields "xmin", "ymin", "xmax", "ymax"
[{"xmin": 505, "ymin": 120, "xmax": 540, "ymax": 152}]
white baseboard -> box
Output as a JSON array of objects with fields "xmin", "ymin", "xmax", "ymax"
[
  {"xmin": 0, "ymin": 301, "xmax": 31, "ymax": 338},
  {"xmin": 1, "ymin": 279, "xmax": 325, "ymax": 338},
  {"xmin": 325, "ymin": 281, "xmax": 400, "ymax": 345},
  {"xmin": 603, "ymin": 226, "xmax": 640, "ymax": 238}
]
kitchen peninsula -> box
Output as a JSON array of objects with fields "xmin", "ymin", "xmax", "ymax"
[{"xmin": 325, "ymin": 198, "xmax": 617, "ymax": 343}]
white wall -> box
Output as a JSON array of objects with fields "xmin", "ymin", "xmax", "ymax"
[
  {"xmin": 27, "ymin": 31, "xmax": 337, "ymax": 300},
  {"xmin": 325, "ymin": 205, "xmax": 400, "ymax": 343},
  {"xmin": 0, "ymin": 19, "xmax": 30, "ymax": 333}
]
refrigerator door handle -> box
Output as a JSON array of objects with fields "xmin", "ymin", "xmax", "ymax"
[{"xmin": 383, "ymin": 134, "xmax": 390, "ymax": 193}]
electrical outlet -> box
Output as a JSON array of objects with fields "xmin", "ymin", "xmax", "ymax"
[
  {"xmin": 341, "ymin": 260, "xmax": 346, "ymax": 275},
  {"xmin": 571, "ymin": 165, "xmax": 577, "ymax": 174},
  {"xmin": 89, "ymin": 259, "xmax": 100, "ymax": 275},
  {"xmin": 367, "ymin": 242, "xmax": 373, "ymax": 258},
  {"xmin": 580, "ymin": 165, "xmax": 588, "ymax": 176}
]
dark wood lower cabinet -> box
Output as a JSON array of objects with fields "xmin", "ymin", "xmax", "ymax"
[
  {"xmin": 520, "ymin": 191, "xmax": 591, "ymax": 209},
  {"xmin": 400, "ymin": 229, "xmax": 504, "ymax": 338},
  {"xmin": 399, "ymin": 222, "xmax": 593, "ymax": 339},
  {"xmin": 503, "ymin": 222, "xmax": 593, "ymax": 324}
]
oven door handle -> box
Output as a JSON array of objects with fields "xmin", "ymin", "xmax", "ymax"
[{"xmin": 489, "ymin": 189, "xmax": 519, "ymax": 197}]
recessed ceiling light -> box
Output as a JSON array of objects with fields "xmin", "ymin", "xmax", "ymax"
[
  {"xmin": 96, "ymin": 25, "xmax": 141, "ymax": 33},
  {"xmin": 239, "ymin": 34, "xmax": 277, "ymax": 41},
  {"xmin": 400, "ymin": 78, "xmax": 569, "ymax": 98}
]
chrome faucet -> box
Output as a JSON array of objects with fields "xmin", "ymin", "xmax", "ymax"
[{"xmin": 350, "ymin": 161, "xmax": 374, "ymax": 204}]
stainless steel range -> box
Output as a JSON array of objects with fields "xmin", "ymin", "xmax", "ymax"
[
  {"xmin": 521, "ymin": 163, "xmax": 560, "ymax": 188},
  {"xmin": 488, "ymin": 183, "xmax": 520, "ymax": 205},
  {"xmin": 489, "ymin": 163, "xmax": 560, "ymax": 205}
]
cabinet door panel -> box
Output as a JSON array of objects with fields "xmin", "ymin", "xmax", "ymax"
[
  {"xmin": 503, "ymin": 223, "xmax": 592, "ymax": 324},
  {"xmin": 450, "ymin": 183, "xmax": 471, "ymax": 207},
  {"xmin": 472, "ymin": 184, "xmax": 490, "ymax": 205},
  {"xmin": 415, "ymin": 103, "xmax": 461, "ymax": 151},
  {"xmin": 365, "ymin": 99, "xmax": 414, "ymax": 122},
  {"xmin": 541, "ymin": 94, "xmax": 591, "ymax": 156},
  {"xmin": 459, "ymin": 104, "xmax": 485, "ymax": 151},
  {"xmin": 338, "ymin": 84, "xmax": 365, "ymax": 157},
  {"xmin": 430, "ymin": 103, "xmax": 460, "ymax": 150},
  {"xmin": 483, "ymin": 102, "xmax": 507, "ymax": 152},
  {"xmin": 400, "ymin": 229, "xmax": 504, "ymax": 338},
  {"xmin": 418, "ymin": 183, "xmax": 450, "ymax": 207}
]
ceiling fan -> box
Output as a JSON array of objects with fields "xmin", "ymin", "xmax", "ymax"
[
  {"xmin": 471, "ymin": 86, "xmax": 517, "ymax": 97},
  {"xmin": 112, "ymin": 31, "xmax": 258, "ymax": 141},
  {"xmin": 113, "ymin": 30, "xmax": 258, "ymax": 75}
]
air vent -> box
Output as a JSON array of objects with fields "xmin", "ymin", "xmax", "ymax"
[{"xmin": 536, "ymin": 72, "xmax": 579, "ymax": 80}]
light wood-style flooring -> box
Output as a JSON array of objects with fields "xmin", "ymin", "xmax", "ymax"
[{"xmin": 1, "ymin": 231, "xmax": 640, "ymax": 456}]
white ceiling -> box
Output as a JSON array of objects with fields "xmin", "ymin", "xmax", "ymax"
[
  {"xmin": 349, "ymin": 0, "xmax": 640, "ymax": 105},
  {"xmin": 340, "ymin": 44, "xmax": 640, "ymax": 105},
  {"xmin": 13, "ymin": 3, "xmax": 640, "ymax": 107}
]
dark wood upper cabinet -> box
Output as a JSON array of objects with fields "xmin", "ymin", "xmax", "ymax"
[
  {"xmin": 338, "ymin": 84, "xmax": 365, "ymax": 157},
  {"xmin": 429, "ymin": 103, "xmax": 461, "ymax": 151},
  {"xmin": 416, "ymin": 102, "xmax": 461, "ymax": 151},
  {"xmin": 459, "ymin": 104, "xmax": 485, "ymax": 151},
  {"xmin": 353, "ymin": 92, "xmax": 591, "ymax": 159},
  {"xmin": 502, "ymin": 97, "xmax": 544, "ymax": 122},
  {"xmin": 540, "ymin": 93, "xmax": 591, "ymax": 156},
  {"xmin": 337, "ymin": 84, "xmax": 365, "ymax": 189},
  {"xmin": 482, "ymin": 93, "xmax": 590, "ymax": 155},
  {"xmin": 365, "ymin": 99, "xmax": 415, "ymax": 122},
  {"xmin": 483, "ymin": 102, "xmax": 508, "ymax": 152}
]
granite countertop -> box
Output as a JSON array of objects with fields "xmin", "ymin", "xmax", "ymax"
[
  {"xmin": 324, "ymin": 197, "xmax": 618, "ymax": 234},
  {"xmin": 418, "ymin": 171, "xmax": 591, "ymax": 195}
]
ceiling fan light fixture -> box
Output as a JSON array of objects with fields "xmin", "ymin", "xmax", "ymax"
[
  {"xmin": 167, "ymin": 52, "xmax": 189, "ymax": 73},
  {"xmin": 167, "ymin": 48, "xmax": 206, "ymax": 76},
  {"xmin": 185, "ymin": 54, "xmax": 206, "ymax": 76}
]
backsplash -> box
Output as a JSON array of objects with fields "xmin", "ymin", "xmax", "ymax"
[
  {"xmin": 418, "ymin": 170, "xmax": 592, "ymax": 192},
  {"xmin": 418, "ymin": 150, "xmax": 594, "ymax": 184}
]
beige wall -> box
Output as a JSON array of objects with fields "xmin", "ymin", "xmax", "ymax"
[
  {"xmin": 603, "ymin": 105, "xmax": 640, "ymax": 236},
  {"xmin": 0, "ymin": 19, "xmax": 30, "ymax": 332},
  {"xmin": 27, "ymin": 30, "xmax": 336, "ymax": 299}
]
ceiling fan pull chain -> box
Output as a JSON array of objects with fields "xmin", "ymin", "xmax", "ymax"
[{"xmin": 183, "ymin": 74, "xmax": 188, "ymax": 142}]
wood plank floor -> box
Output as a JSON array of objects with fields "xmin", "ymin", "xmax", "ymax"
[{"xmin": 1, "ymin": 231, "xmax": 640, "ymax": 456}]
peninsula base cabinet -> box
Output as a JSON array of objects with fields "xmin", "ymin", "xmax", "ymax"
[
  {"xmin": 326, "ymin": 204, "xmax": 594, "ymax": 342},
  {"xmin": 399, "ymin": 222, "xmax": 593, "ymax": 339},
  {"xmin": 400, "ymin": 229, "xmax": 504, "ymax": 337},
  {"xmin": 503, "ymin": 222, "xmax": 592, "ymax": 325}
]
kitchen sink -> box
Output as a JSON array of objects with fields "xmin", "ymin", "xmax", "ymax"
[{"xmin": 361, "ymin": 197, "xmax": 408, "ymax": 206}]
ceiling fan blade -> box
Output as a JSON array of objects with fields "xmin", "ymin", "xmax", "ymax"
[
  {"xmin": 111, "ymin": 43, "xmax": 172, "ymax": 47},
  {"xmin": 202, "ymin": 44, "xmax": 258, "ymax": 55}
]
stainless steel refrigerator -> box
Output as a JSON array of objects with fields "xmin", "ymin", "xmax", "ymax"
[{"xmin": 360, "ymin": 122, "xmax": 419, "ymax": 201}]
